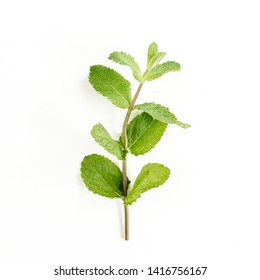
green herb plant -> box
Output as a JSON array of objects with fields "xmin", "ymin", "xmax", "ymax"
[{"xmin": 81, "ymin": 42, "xmax": 190, "ymax": 240}]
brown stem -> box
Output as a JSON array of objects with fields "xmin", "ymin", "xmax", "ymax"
[
  {"xmin": 124, "ymin": 204, "xmax": 129, "ymax": 240},
  {"xmin": 122, "ymin": 83, "xmax": 144, "ymax": 150},
  {"xmin": 122, "ymin": 159, "xmax": 128, "ymax": 240},
  {"xmin": 122, "ymin": 83, "xmax": 144, "ymax": 241}
]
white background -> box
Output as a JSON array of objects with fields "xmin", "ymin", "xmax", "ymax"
[{"xmin": 0, "ymin": 0, "xmax": 259, "ymax": 279}]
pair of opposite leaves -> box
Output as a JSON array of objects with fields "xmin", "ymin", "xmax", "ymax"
[{"xmin": 81, "ymin": 42, "xmax": 190, "ymax": 205}]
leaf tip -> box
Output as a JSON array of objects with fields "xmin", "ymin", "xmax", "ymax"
[
  {"xmin": 175, "ymin": 120, "xmax": 191, "ymax": 129},
  {"xmin": 149, "ymin": 41, "xmax": 158, "ymax": 49}
]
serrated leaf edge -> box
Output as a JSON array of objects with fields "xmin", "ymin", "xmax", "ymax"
[
  {"xmin": 81, "ymin": 154, "xmax": 124, "ymax": 199},
  {"xmin": 108, "ymin": 51, "xmax": 142, "ymax": 82},
  {"xmin": 126, "ymin": 113, "xmax": 168, "ymax": 156},
  {"xmin": 91, "ymin": 123, "xmax": 124, "ymax": 160},
  {"xmin": 124, "ymin": 163, "xmax": 171, "ymax": 205},
  {"xmin": 89, "ymin": 65, "xmax": 132, "ymax": 109}
]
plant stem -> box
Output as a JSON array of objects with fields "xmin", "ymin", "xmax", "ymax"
[
  {"xmin": 122, "ymin": 82, "xmax": 144, "ymax": 240},
  {"xmin": 124, "ymin": 204, "xmax": 129, "ymax": 240}
]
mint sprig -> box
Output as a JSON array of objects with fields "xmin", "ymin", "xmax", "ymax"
[{"xmin": 81, "ymin": 42, "xmax": 190, "ymax": 240}]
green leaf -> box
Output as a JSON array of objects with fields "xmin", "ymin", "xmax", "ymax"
[
  {"xmin": 109, "ymin": 52, "xmax": 142, "ymax": 82},
  {"xmin": 134, "ymin": 102, "xmax": 176, "ymax": 124},
  {"xmin": 126, "ymin": 112, "xmax": 167, "ymax": 156},
  {"xmin": 134, "ymin": 102, "xmax": 191, "ymax": 128},
  {"xmin": 145, "ymin": 61, "xmax": 181, "ymax": 81},
  {"xmin": 91, "ymin": 123, "xmax": 124, "ymax": 160},
  {"xmin": 124, "ymin": 163, "xmax": 170, "ymax": 205},
  {"xmin": 174, "ymin": 120, "xmax": 191, "ymax": 129},
  {"xmin": 81, "ymin": 154, "xmax": 124, "ymax": 198},
  {"xmin": 147, "ymin": 52, "xmax": 166, "ymax": 71},
  {"xmin": 147, "ymin": 42, "xmax": 158, "ymax": 65},
  {"xmin": 89, "ymin": 65, "xmax": 131, "ymax": 108}
]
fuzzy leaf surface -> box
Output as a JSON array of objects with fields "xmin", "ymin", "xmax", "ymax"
[
  {"xmin": 145, "ymin": 61, "xmax": 181, "ymax": 81},
  {"xmin": 91, "ymin": 123, "xmax": 124, "ymax": 160},
  {"xmin": 134, "ymin": 102, "xmax": 191, "ymax": 128},
  {"xmin": 134, "ymin": 102, "xmax": 177, "ymax": 124},
  {"xmin": 81, "ymin": 154, "xmax": 123, "ymax": 198},
  {"xmin": 89, "ymin": 65, "xmax": 131, "ymax": 108},
  {"xmin": 126, "ymin": 113, "xmax": 167, "ymax": 156},
  {"xmin": 124, "ymin": 163, "xmax": 170, "ymax": 205},
  {"xmin": 147, "ymin": 42, "xmax": 158, "ymax": 64},
  {"xmin": 146, "ymin": 52, "xmax": 166, "ymax": 71},
  {"xmin": 109, "ymin": 52, "xmax": 142, "ymax": 82}
]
